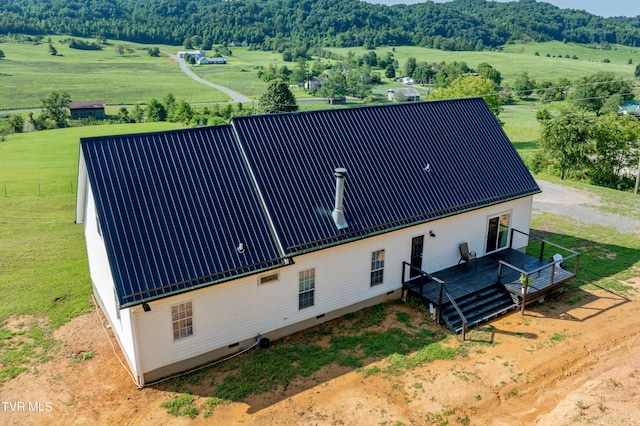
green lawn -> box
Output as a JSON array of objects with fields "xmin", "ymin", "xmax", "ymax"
[{"xmin": 0, "ymin": 122, "xmax": 183, "ymax": 329}]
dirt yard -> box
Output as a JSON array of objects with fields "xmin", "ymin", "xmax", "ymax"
[{"xmin": 1, "ymin": 278, "xmax": 640, "ymax": 425}]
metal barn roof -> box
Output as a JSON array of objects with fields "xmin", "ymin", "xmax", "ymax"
[
  {"xmin": 232, "ymin": 98, "xmax": 540, "ymax": 254},
  {"xmin": 81, "ymin": 126, "xmax": 286, "ymax": 307}
]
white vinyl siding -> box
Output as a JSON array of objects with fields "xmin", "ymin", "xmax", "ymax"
[{"xmin": 82, "ymin": 182, "xmax": 139, "ymax": 380}]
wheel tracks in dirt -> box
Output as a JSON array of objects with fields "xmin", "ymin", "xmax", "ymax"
[{"xmin": 498, "ymin": 329, "xmax": 640, "ymax": 402}]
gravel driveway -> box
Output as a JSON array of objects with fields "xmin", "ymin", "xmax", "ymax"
[{"xmin": 532, "ymin": 179, "xmax": 640, "ymax": 235}]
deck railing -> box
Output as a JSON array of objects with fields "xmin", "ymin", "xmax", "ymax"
[
  {"xmin": 401, "ymin": 262, "xmax": 469, "ymax": 340},
  {"xmin": 500, "ymin": 229, "xmax": 580, "ymax": 314}
]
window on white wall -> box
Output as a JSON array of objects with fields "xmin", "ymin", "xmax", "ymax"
[
  {"xmin": 486, "ymin": 212, "xmax": 511, "ymax": 253},
  {"xmin": 171, "ymin": 301, "xmax": 193, "ymax": 340},
  {"xmin": 298, "ymin": 269, "xmax": 315, "ymax": 309},
  {"xmin": 370, "ymin": 249, "xmax": 385, "ymax": 286}
]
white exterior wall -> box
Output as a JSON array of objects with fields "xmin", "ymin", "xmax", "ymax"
[
  {"xmin": 133, "ymin": 196, "xmax": 534, "ymax": 376},
  {"xmin": 82, "ymin": 182, "xmax": 140, "ymax": 383}
]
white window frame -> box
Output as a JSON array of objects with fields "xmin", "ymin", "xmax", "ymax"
[
  {"xmin": 298, "ymin": 268, "xmax": 315, "ymax": 310},
  {"xmin": 370, "ymin": 249, "xmax": 385, "ymax": 286},
  {"xmin": 485, "ymin": 211, "xmax": 512, "ymax": 254},
  {"xmin": 171, "ymin": 301, "xmax": 194, "ymax": 341}
]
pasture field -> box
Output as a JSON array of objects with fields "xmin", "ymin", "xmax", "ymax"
[
  {"xmin": 329, "ymin": 41, "xmax": 640, "ymax": 84},
  {"xmin": 2, "ymin": 37, "xmax": 639, "ymax": 111},
  {"xmin": 0, "ymin": 36, "xmax": 229, "ymax": 111},
  {"xmin": 0, "ymin": 122, "xmax": 183, "ymax": 328}
]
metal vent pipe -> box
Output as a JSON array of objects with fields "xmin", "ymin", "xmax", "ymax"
[{"xmin": 332, "ymin": 167, "xmax": 348, "ymax": 229}]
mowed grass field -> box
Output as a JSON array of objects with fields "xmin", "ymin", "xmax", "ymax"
[
  {"xmin": 0, "ymin": 122, "xmax": 183, "ymax": 329},
  {"xmin": 0, "ymin": 36, "xmax": 230, "ymax": 110},
  {"xmin": 3, "ymin": 37, "xmax": 639, "ymax": 111},
  {"xmin": 329, "ymin": 41, "xmax": 640, "ymax": 85}
]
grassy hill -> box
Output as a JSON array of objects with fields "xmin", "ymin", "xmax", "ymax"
[
  {"xmin": 2, "ymin": 37, "xmax": 639, "ymax": 111},
  {"xmin": 0, "ymin": 122, "xmax": 182, "ymax": 330},
  {"xmin": 0, "ymin": 36, "xmax": 230, "ymax": 111},
  {"xmin": 330, "ymin": 41, "xmax": 640, "ymax": 84}
]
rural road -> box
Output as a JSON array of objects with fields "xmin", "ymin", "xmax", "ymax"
[
  {"xmin": 533, "ymin": 179, "xmax": 640, "ymax": 235},
  {"xmin": 171, "ymin": 55, "xmax": 253, "ymax": 103}
]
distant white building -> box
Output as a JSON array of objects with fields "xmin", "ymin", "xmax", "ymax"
[
  {"xmin": 177, "ymin": 50, "xmax": 206, "ymax": 59},
  {"xmin": 197, "ymin": 57, "xmax": 227, "ymax": 65},
  {"xmin": 388, "ymin": 87, "xmax": 421, "ymax": 102}
]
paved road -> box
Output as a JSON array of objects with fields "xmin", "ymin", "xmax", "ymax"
[
  {"xmin": 532, "ymin": 179, "xmax": 640, "ymax": 235},
  {"xmin": 172, "ymin": 55, "xmax": 253, "ymax": 103}
]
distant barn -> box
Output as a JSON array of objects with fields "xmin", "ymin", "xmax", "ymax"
[{"xmin": 69, "ymin": 101, "xmax": 106, "ymax": 120}]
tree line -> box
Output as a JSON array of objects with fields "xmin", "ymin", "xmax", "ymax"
[{"xmin": 0, "ymin": 0, "xmax": 638, "ymax": 53}]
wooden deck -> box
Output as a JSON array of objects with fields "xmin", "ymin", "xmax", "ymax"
[{"xmin": 404, "ymin": 248, "xmax": 576, "ymax": 308}]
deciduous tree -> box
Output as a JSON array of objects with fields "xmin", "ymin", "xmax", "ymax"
[
  {"xmin": 41, "ymin": 91, "xmax": 71, "ymax": 128},
  {"xmin": 571, "ymin": 72, "xmax": 633, "ymax": 116},
  {"xmin": 429, "ymin": 76, "xmax": 502, "ymax": 121},
  {"xmin": 537, "ymin": 105, "xmax": 593, "ymax": 180}
]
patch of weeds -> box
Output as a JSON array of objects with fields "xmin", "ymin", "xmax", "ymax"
[
  {"xmin": 363, "ymin": 365, "xmax": 381, "ymax": 377},
  {"xmin": 609, "ymin": 378, "xmax": 621, "ymax": 388},
  {"xmin": 457, "ymin": 415, "xmax": 470, "ymax": 425},
  {"xmin": 203, "ymin": 397, "xmax": 228, "ymax": 418},
  {"xmin": 506, "ymin": 389, "xmax": 518, "ymax": 399},
  {"xmin": 71, "ymin": 351, "xmax": 94, "ymax": 362},
  {"xmin": 0, "ymin": 322, "xmax": 59, "ymax": 385},
  {"xmin": 348, "ymin": 304, "xmax": 387, "ymax": 330},
  {"xmin": 597, "ymin": 401, "xmax": 606, "ymax": 412},
  {"xmin": 161, "ymin": 393, "xmax": 199, "ymax": 419},
  {"xmin": 337, "ymin": 354, "xmax": 362, "ymax": 369},
  {"xmin": 395, "ymin": 311, "xmax": 413, "ymax": 328},
  {"xmin": 423, "ymin": 411, "xmax": 447, "ymax": 426},
  {"xmin": 475, "ymin": 394, "xmax": 482, "ymax": 401},
  {"xmin": 575, "ymin": 400, "xmax": 588, "ymax": 410},
  {"xmin": 564, "ymin": 296, "xmax": 582, "ymax": 306},
  {"xmin": 550, "ymin": 332, "xmax": 566, "ymax": 342}
]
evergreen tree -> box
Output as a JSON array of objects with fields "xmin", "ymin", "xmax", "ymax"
[
  {"xmin": 259, "ymin": 79, "xmax": 298, "ymax": 114},
  {"xmin": 145, "ymin": 99, "xmax": 167, "ymax": 122}
]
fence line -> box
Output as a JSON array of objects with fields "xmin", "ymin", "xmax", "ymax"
[{"xmin": 2, "ymin": 181, "xmax": 76, "ymax": 198}]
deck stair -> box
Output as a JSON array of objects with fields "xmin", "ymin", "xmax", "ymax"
[{"xmin": 440, "ymin": 283, "xmax": 517, "ymax": 334}]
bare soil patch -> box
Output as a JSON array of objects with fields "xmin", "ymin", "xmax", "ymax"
[{"xmin": 2, "ymin": 282, "xmax": 639, "ymax": 425}]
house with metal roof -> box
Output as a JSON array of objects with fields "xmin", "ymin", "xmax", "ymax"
[{"xmin": 76, "ymin": 98, "xmax": 544, "ymax": 386}]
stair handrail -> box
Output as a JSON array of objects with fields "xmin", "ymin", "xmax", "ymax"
[
  {"xmin": 443, "ymin": 288, "xmax": 468, "ymax": 341},
  {"xmin": 401, "ymin": 262, "xmax": 467, "ymax": 340}
]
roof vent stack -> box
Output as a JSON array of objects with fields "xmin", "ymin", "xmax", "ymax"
[{"xmin": 332, "ymin": 167, "xmax": 348, "ymax": 230}]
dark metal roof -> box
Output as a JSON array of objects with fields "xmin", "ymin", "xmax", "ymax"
[
  {"xmin": 69, "ymin": 101, "xmax": 106, "ymax": 110},
  {"xmin": 81, "ymin": 126, "xmax": 285, "ymax": 307},
  {"xmin": 232, "ymin": 98, "xmax": 540, "ymax": 254}
]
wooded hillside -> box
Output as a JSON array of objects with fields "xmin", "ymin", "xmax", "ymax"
[{"xmin": 1, "ymin": 0, "xmax": 639, "ymax": 51}]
